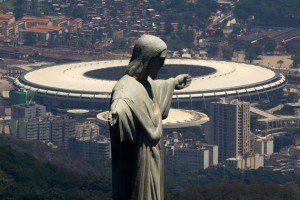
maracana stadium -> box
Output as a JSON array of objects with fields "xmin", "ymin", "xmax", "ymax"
[{"xmin": 13, "ymin": 59, "xmax": 287, "ymax": 110}]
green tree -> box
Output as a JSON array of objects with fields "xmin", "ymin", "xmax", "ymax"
[
  {"xmin": 245, "ymin": 44, "xmax": 262, "ymax": 62},
  {"xmin": 222, "ymin": 46, "xmax": 234, "ymax": 60},
  {"xmin": 214, "ymin": 29, "xmax": 224, "ymax": 39},
  {"xmin": 180, "ymin": 30, "xmax": 195, "ymax": 48},
  {"xmin": 13, "ymin": 0, "xmax": 24, "ymax": 20},
  {"xmin": 277, "ymin": 60, "xmax": 284, "ymax": 68},
  {"xmin": 232, "ymin": 26, "xmax": 241, "ymax": 35},
  {"xmin": 233, "ymin": 40, "xmax": 249, "ymax": 51},
  {"xmin": 24, "ymin": 34, "xmax": 36, "ymax": 46},
  {"xmin": 207, "ymin": 44, "xmax": 218, "ymax": 58},
  {"xmin": 292, "ymin": 51, "xmax": 300, "ymax": 68},
  {"xmin": 234, "ymin": 0, "xmax": 300, "ymax": 27},
  {"xmin": 164, "ymin": 22, "xmax": 173, "ymax": 36},
  {"xmin": 262, "ymin": 38, "xmax": 276, "ymax": 53},
  {"xmin": 71, "ymin": 6, "xmax": 85, "ymax": 19}
]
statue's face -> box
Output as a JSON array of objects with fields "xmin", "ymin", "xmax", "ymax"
[{"xmin": 148, "ymin": 57, "xmax": 165, "ymax": 79}]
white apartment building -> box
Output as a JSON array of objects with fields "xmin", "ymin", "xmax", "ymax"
[
  {"xmin": 206, "ymin": 98, "xmax": 251, "ymax": 161},
  {"xmin": 225, "ymin": 154, "xmax": 264, "ymax": 170},
  {"xmin": 165, "ymin": 143, "xmax": 218, "ymax": 172},
  {"xmin": 253, "ymin": 136, "xmax": 274, "ymax": 155}
]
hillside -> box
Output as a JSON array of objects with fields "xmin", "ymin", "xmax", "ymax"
[
  {"xmin": 1, "ymin": 138, "xmax": 300, "ymax": 199},
  {"xmin": 0, "ymin": 134, "xmax": 108, "ymax": 176},
  {"xmin": 0, "ymin": 145, "xmax": 111, "ymax": 199}
]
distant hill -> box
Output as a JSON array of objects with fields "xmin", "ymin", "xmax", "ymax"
[{"xmin": 0, "ymin": 145, "xmax": 111, "ymax": 199}]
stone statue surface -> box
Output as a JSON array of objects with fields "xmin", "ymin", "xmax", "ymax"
[{"xmin": 109, "ymin": 34, "xmax": 192, "ymax": 200}]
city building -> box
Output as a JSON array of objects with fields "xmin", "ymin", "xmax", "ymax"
[
  {"xmin": 165, "ymin": 141, "xmax": 218, "ymax": 172},
  {"xmin": 225, "ymin": 154, "xmax": 264, "ymax": 170},
  {"xmin": 11, "ymin": 115, "xmax": 75, "ymax": 148},
  {"xmin": 289, "ymin": 146, "xmax": 300, "ymax": 159},
  {"xmin": 265, "ymin": 148, "xmax": 300, "ymax": 174},
  {"xmin": 75, "ymin": 120, "xmax": 99, "ymax": 139},
  {"xmin": 253, "ymin": 136, "xmax": 274, "ymax": 155},
  {"xmin": 273, "ymin": 132, "xmax": 295, "ymax": 152},
  {"xmin": 50, "ymin": 116, "xmax": 75, "ymax": 147},
  {"xmin": 11, "ymin": 103, "xmax": 46, "ymax": 120},
  {"xmin": 174, "ymin": 147, "xmax": 209, "ymax": 171},
  {"xmin": 68, "ymin": 137, "xmax": 111, "ymax": 162},
  {"xmin": 203, "ymin": 144, "xmax": 219, "ymax": 166},
  {"xmin": 0, "ymin": 13, "xmax": 15, "ymax": 26},
  {"xmin": 206, "ymin": 99, "xmax": 251, "ymax": 161},
  {"xmin": 97, "ymin": 108, "xmax": 209, "ymax": 136},
  {"xmin": 22, "ymin": 16, "xmax": 53, "ymax": 28},
  {"xmin": 19, "ymin": 25, "xmax": 67, "ymax": 45}
]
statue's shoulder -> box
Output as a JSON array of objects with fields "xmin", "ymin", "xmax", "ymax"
[
  {"xmin": 113, "ymin": 75, "xmax": 135, "ymax": 91},
  {"xmin": 111, "ymin": 75, "xmax": 140, "ymax": 100}
]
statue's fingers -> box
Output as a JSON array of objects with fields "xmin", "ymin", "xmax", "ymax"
[
  {"xmin": 186, "ymin": 77, "xmax": 192, "ymax": 82},
  {"xmin": 186, "ymin": 79, "xmax": 192, "ymax": 84},
  {"xmin": 186, "ymin": 76, "xmax": 192, "ymax": 80}
]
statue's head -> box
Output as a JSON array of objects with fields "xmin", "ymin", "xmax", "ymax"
[{"xmin": 126, "ymin": 34, "xmax": 167, "ymax": 80}]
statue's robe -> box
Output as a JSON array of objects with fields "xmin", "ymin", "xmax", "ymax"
[{"xmin": 109, "ymin": 74, "xmax": 175, "ymax": 200}]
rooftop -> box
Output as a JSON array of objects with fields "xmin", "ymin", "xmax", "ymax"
[
  {"xmin": 15, "ymin": 59, "xmax": 285, "ymax": 99},
  {"xmin": 0, "ymin": 13, "xmax": 14, "ymax": 21},
  {"xmin": 22, "ymin": 16, "xmax": 51, "ymax": 23},
  {"xmin": 20, "ymin": 27, "xmax": 55, "ymax": 34},
  {"xmin": 97, "ymin": 109, "xmax": 209, "ymax": 129}
]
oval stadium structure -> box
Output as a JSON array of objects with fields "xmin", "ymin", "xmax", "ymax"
[{"xmin": 13, "ymin": 59, "xmax": 287, "ymax": 110}]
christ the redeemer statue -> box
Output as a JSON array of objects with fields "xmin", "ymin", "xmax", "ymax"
[{"xmin": 109, "ymin": 34, "xmax": 192, "ymax": 200}]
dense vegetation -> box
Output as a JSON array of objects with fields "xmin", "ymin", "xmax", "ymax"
[
  {"xmin": 150, "ymin": 0, "xmax": 219, "ymax": 50},
  {"xmin": 285, "ymin": 38, "xmax": 300, "ymax": 67},
  {"xmin": 1, "ymin": 135, "xmax": 300, "ymax": 199},
  {"xmin": 165, "ymin": 167, "xmax": 300, "ymax": 199},
  {"xmin": 231, "ymin": 38, "xmax": 277, "ymax": 62},
  {"xmin": 165, "ymin": 181, "xmax": 296, "ymax": 200},
  {"xmin": 165, "ymin": 165, "xmax": 300, "ymax": 189},
  {"xmin": 0, "ymin": 0, "xmax": 14, "ymax": 13},
  {"xmin": 234, "ymin": 0, "xmax": 300, "ymax": 27},
  {"xmin": 0, "ymin": 146, "xmax": 111, "ymax": 199},
  {"xmin": 151, "ymin": 0, "xmax": 218, "ymax": 28}
]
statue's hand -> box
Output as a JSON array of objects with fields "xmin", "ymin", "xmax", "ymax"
[{"xmin": 175, "ymin": 74, "xmax": 192, "ymax": 90}]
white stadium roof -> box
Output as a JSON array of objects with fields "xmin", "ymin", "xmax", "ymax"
[
  {"xmin": 14, "ymin": 59, "xmax": 286, "ymax": 99},
  {"xmin": 97, "ymin": 109, "xmax": 209, "ymax": 129}
]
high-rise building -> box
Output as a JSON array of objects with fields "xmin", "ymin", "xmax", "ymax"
[
  {"xmin": 38, "ymin": 120, "xmax": 51, "ymax": 142},
  {"xmin": 63, "ymin": 117, "xmax": 76, "ymax": 148},
  {"xmin": 11, "ymin": 115, "xmax": 75, "ymax": 148},
  {"xmin": 206, "ymin": 99, "xmax": 251, "ymax": 161},
  {"xmin": 11, "ymin": 103, "xmax": 46, "ymax": 120}
]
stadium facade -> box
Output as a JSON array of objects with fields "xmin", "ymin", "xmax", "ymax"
[{"xmin": 13, "ymin": 59, "xmax": 287, "ymax": 111}]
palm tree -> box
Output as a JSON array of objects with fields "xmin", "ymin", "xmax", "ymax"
[{"xmin": 277, "ymin": 60, "xmax": 284, "ymax": 69}]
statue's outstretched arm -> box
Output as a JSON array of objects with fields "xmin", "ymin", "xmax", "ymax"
[{"xmin": 174, "ymin": 74, "xmax": 192, "ymax": 90}]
